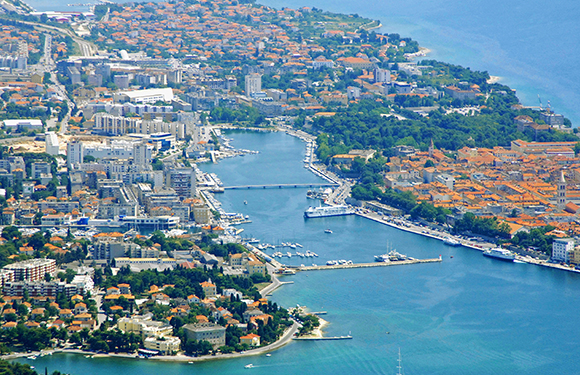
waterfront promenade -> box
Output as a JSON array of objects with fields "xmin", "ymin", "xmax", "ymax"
[{"xmin": 356, "ymin": 211, "xmax": 580, "ymax": 274}]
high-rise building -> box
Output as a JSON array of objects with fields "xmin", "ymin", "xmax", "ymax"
[
  {"xmin": 67, "ymin": 141, "xmax": 84, "ymax": 168},
  {"xmin": 166, "ymin": 168, "xmax": 197, "ymax": 198},
  {"xmin": 244, "ymin": 73, "xmax": 261, "ymax": 96},
  {"xmin": 45, "ymin": 132, "xmax": 59, "ymax": 155},
  {"xmin": 133, "ymin": 143, "xmax": 153, "ymax": 167}
]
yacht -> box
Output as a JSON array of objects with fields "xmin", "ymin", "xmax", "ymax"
[
  {"xmin": 324, "ymin": 229, "xmax": 333, "ymax": 234},
  {"xmin": 483, "ymin": 247, "xmax": 515, "ymax": 261},
  {"xmin": 443, "ymin": 237, "xmax": 460, "ymax": 246},
  {"xmin": 244, "ymin": 364, "xmax": 254, "ymax": 369}
]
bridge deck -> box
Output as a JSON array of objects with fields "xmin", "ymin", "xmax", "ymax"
[{"xmin": 224, "ymin": 183, "xmax": 339, "ymax": 190}]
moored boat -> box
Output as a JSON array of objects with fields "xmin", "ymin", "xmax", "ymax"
[{"xmin": 483, "ymin": 247, "xmax": 515, "ymax": 261}]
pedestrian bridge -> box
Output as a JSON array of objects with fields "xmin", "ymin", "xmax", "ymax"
[{"xmin": 223, "ymin": 183, "xmax": 339, "ymax": 190}]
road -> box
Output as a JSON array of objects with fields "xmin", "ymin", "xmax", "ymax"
[{"xmin": 18, "ymin": 20, "xmax": 97, "ymax": 57}]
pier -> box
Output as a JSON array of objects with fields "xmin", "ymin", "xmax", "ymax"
[
  {"xmin": 293, "ymin": 335, "xmax": 353, "ymax": 341},
  {"xmin": 223, "ymin": 183, "xmax": 339, "ymax": 190},
  {"xmin": 296, "ymin": 258, "xmax": 442, "ymax": 271}
]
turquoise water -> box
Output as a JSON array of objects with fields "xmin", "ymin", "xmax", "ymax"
[{"xmin": 18, "ymin": 131, "xmax": 580, "ymax": 374}]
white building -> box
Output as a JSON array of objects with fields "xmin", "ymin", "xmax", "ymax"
[
  {"xmin": 114, "ymin": 88, "xmax": 174, "ymax": 104},
  {"xmin": 45, "ymin": 132, "xmax": 60, "ymax": 155},
  {"xmin": 3, "ymin": 119, "xmax": 43, "ymax": 130},
  {"xmin": 552, "ymin": 238, "xmax": 575, "ymax": 262},
  {"xmin": 374, "ymin": 68, "xmax": 391, "ymax": 83},
  {"xmin": 312, "ymin": 57, "xmax": 334, "ymax": 70},
  {"xmin": 245, "ymin": 73, "xmax": 261, "ymax": 96},
  {"xmin": 71, "ymin": 274, "xmax": 94, "ymax": 294},
  {"xmin": 67, "ymin": 141, "xmax": 84, "ymax": 168},
  {"xmin": 143, "ymin": 336, "xmax": 181, "ymax": 354}
]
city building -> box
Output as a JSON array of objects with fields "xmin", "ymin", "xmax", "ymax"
[
  {"xmin": 182, "ymin": 323, "xmax": 226, "ymax": 349},
  {"xmin": 45, "ymin": 132, "xmax": 59, "ymax": 155},
  {"xmin": 114, "ymin": 88, "xmax": 174, "ymax": 104},
  {"xmin": 4, "ymin": 259, "xmax": 56, "ymax": 282},
  {"xmin": 552, "ymin": 238, "xmax": 575, "ymax": 263},
  {"xmin": 143, "ymin": 336, "xmax": 181, "ymax": 354},
  {"xmin": 245, "ymin": 73, "xmax": 261, "ymax": 96}
]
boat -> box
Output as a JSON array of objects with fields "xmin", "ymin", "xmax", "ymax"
[
  {"xmin": 244, "ymin": 200, "xmax": 248, "ymax": 205},
  {"xmin": 483, "ymin": 247, "xmax": 515, "ymax": 261},
  {"xmin": 324, "ymin": 229, "xmax": 333, "ymax": 234},
  {"xmin": 304, "ymin": 205, "xmax": 354, "ymax": 218},
  {"xmin": 296, "ymin": 243, "xmax": 303, "ymax": 248},
  {"xmin": 443, "ymin": 237, "xmax": 460, "ymax": 246},
  {"xmin": 265, "ymin": 353, "xmax": 271, "ymax": 357},
  {"xmin": 244, "ymin": 364, "xmax": 254, "ymax": 369}
]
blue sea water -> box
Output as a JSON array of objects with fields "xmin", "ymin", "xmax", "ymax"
[{"xmin": 17, "ymin": 130, "xmax": 580, "ymax": 374}]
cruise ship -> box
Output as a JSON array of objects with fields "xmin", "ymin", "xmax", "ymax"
[
  {"xmin": 483, "ymin": 247, "xmax": 515, "ymax": 262},
  {"xmin": 304, "ymin": 205, "xmax": 354, "ymax": 218}
]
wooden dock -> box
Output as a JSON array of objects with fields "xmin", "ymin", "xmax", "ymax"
[
  {"xmin": 293, "ymin": 335, "xmax": 353, "ymax": 341},
  {"xmin": 297, "ymin": 258, "xmax": 441, "ymax": 271}
]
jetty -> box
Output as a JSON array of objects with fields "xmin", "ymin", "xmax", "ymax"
[
  {"xmin": 293, "ymin": 335, "xmax": 353, "ymax": 341},
  {"xmin": 296, "ymin": 258, "xmax": 441, "ymax": 271}
]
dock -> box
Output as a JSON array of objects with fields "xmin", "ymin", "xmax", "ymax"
[
  {"xmin": 296, "ymin": 258, "xmax": 441, "ymax": 271},
  {"xmin": 293, "ymin": 335, "xmax": 353, "ymax": 341}
]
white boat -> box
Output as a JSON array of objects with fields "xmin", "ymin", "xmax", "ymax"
[
  {"xmin": 290, "ymin": 244, "xmax": 297, "ymax": 249},
  {"xmin": 245, "ymin": 364, "xmax": 254, "ymax": 369},
  {"xmin": 443, "ymin": 237, "xmax": 460, "ymax": 246},
  {"xmin": 287, "ymin": 252, "xmax": 292, "ymax": 258},
  {"xmin": 324, "ymin": 229, "xmax": 333, "ymax": 234},
  {"xmin": 296, "ymin": 243, "xmax": 303, "ymax": 248},
  {"xmin": 304, "ymin": 205, "xmax": 354, "ymax": 218},
  {"xmin": 483, "ymin": 247, "xmax": 515, "ymax": 261}
]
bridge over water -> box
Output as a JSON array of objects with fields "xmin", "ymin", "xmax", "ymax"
[{"xmin": 223, "ymin": 183, "xmax": 339, "ymax": 190}]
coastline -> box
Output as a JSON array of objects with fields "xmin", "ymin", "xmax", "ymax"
[
  {"xmin": 3, "ymin": 321, "xmax": 300, "ymax": 363},
  {"xmin": 355, "ymin": 211, "xmax": 580, "ymax": 274}
]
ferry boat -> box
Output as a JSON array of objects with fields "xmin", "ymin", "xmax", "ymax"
[
  {"xmin": 304, "ymin": 205, "xmax": 354, "ymax": 218},
  {"xmin": 443, "ymin": 237, "xmax": 460, "ymax": 246},
  {"xmin": 483, "ymin": 247, "xmax": 515, "ymax": 262}
]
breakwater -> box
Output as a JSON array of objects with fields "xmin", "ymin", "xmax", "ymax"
[{"xmin": 296, "ymin": 258, "xmax": 442, "ymax": 271}]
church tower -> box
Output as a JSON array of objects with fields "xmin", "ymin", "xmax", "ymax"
[
  {"xmin": 557, "ymin": 171, "xmax": 567, "ymax": 211},
  {"xmin": 428, "ymin": 139, "xmax": 434, "ymax": 158}
]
